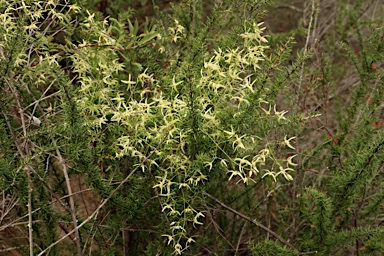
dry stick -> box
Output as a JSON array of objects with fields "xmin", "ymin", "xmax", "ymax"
[
  {"xmin": 37, "ymin": 132, "xmax": 169, "ymax": 256},
  {"xmin": 293, "ymin": 0, "xmax": 317, "ymax": 244},
  {"xmin": 0, "ymin": 246, "xmax": 26, "ymax": 253},
  {"xmin": 298, "ymin": 0, "xmax": 316, "ymax": 96},
  {"xmin": 255, "ymin": 184, "xmax": 282, "ymax": 210},
  {"xmin": 26, "ymin": 166, "xmax": 33, "ymax": 256},
  {"xmin": 276, "ymin": 4, "xmax": 303, "ymax": 13},
  {"xmin": 0, "ymin": 103, "xmax": 23, "ymax": 158},
  {"xmin": 234, "ymin": 221, "xmax": 247, "ymax": 256},
  {"xmin": 203, "ymin": 192, "xmax": 298, "ymax": 252},
  {"xmin": 8, "ymin": 81, "xmax": 35, "ymax": 256},
  {"xmin": 310, "ymin": 2, "xmax": 319, "ymax": 49},
  {"xmin": 23, "ymin": 90, "xmax": 61, "ymax": 113},
  {"xmin": 83, "ymin": 211, "xmax": 100, "ymax": 255},
  {"xmin": 191, "ymin": 0, "xmax": 197, "ymax": 38},
  {"xmin": 54, "ymin": 144, "xmax": 82, "ymax": 256}
]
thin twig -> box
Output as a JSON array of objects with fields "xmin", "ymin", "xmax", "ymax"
[
  {"xmin": 298, "ymin": 0, "xmax": 317, "ymax": 99},
  {"xmin": 275, "ymin": 4, "xmax": 303, "ymax": 13},
  {"xmin": 0, "ymin": 105, "xmax": 23, "ymax": 156},
  {"xmin": 203, "ymin": 192, "xmax": 299, "ymax": 252},
  {"xmin": 208, "ymin": 211, "xmax": 235, "ymax": 249},
  {"xmin": 0, "ymin": 246, "xmax": 26, "ymax": 253},
  {"xmin": 299, "ymin": 251, "xmax": 318, "ymax": 255},
  {"xmin": 8, "ymin": 79, "xmax": 34, "ymax": 256},
  {"xmin": 293, "ymin": 0, "xmax": 317, "ymax": 244},
  {"xmin": 255, "ymin": 184, "xmax": 282, "ymax": 210},
  {"xmin": 54, "ymin": 142, "xmax": 82, "ymax": 256},
  {"xmin": 191, "ymin": 0, "xmax": 197, "ymax": 38},
  {"xmin": 23, "ymin": 90, "xmax": 61, "ymax": 113},
  {"xmin": 0, "ymin": 193, "xmax": 19, "ymax": 224},
  {"xmin": 234, "ymin": 222, "xmax": 247, "ymax": 256},
  {"xmin": 26, "ymin": 166, "xmax": 33, "ymax": 256}
]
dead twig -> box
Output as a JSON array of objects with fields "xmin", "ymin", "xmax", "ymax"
[
  {"xmin": 203, "ymin": 192, "xmax": 299, "ymax": 252},
  {"xmin": 54, "ymin": 141, "xmax": 83, "ymax": 256}
]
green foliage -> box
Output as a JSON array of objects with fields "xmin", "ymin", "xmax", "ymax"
[
  {"xmin": 249, "ymin": 239, "xmax": 299, "ymax": 256},
  {"xmin": 0, "ymin": 0, "xmax": 383, "ymax": 255},
  {"xmin": 304, "ymin": 188, "xmax": 334, "ymax": 245}
]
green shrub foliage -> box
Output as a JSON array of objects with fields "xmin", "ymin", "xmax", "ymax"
[{"xmin": 0, "ymin": 0, "xmax": 383, "ymax": 255}]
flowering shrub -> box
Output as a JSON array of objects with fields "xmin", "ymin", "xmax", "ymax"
[
  {"xmin": 73, "ymin": 13, "xmax": 298, "ymax": 252},
  {"xmin": 5, "ymin": 0, "xmax": 383, "ymax": 255}
]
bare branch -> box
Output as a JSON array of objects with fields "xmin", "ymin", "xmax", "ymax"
[
  {"xmin": 54, "ymin": 141, "xmax": 83, "ymax": 256},
  {"xmin": 203, "ymin": 192, "xmax": 299, "ymax": 252}
]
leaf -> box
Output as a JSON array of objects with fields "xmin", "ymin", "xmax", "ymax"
[
  {"xmin": 127, "ymin": 19, "xmax": 138, "ymax": 36},
  {"xmin": 138, "ymin": 31, "xmax": 159, "ymax": 46}
]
